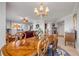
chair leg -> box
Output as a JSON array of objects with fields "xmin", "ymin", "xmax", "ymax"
[
  {"xmin": 74, "ymin": 42, "xmax": 75, "ymax": 48},
  {"xmin": 65, "ymin": 41, "xmax": 66, "ymax": 46}
]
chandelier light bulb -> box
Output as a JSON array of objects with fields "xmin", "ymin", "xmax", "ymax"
[
  {"xmin": 39, "ymin": 5, "xmax": 44, "ymax": 11},
  {"xmin": 34, "ymin": 8, "xmax": 38, "ymax": 13},
  {"xmin": 36, "ymin": 12, "xmax": 40, "ymax": 16},
  {"xmin": 45, "ymin": 7, "xmax": 49, "ymax": 12}
]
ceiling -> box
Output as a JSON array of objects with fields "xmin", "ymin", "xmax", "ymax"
[{"xmin": 6, "ymin": 2, "xmax": 79, "ymax": 23}]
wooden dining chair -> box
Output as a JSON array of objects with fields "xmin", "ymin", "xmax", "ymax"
[
  {"xmin": 37, "ymin": 38, "xmax": 49, "ymax": 56},
  {"xmin": 15, "ymin": 32, "xmax": 24, "ymax": 40},
  {"xmin": 6, "ymin": 33, "xmax": 15, "ymax": 43},
  {"xmin": 47, "ymin": 34, "xmax": 58, "ymax": 51}
]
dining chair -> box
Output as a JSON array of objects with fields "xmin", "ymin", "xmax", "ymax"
[
  {"xmin": 37, "ymin": 38, "xmax": 49, "ymax": 56},
  {"xmin": 15, "ymin": 32, "xmax": 24, "ymax": 40},
  {"xmin": 6, "ymin": 33, "xmax": 15, "ymax": 43},
  {"xmin": 47, "ymin": 34, "xmax": 58, "ymax": 51}
]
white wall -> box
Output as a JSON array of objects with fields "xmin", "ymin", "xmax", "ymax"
[
  {"xmin": 0, "ymin": 3, "xmax": 6, "ymax": 48},
  {"xmin": 57, "ymin": 22, "xmax": 64, "ymax": 35},
  {"xmin": 64, "ymin": 14, "xmax": 73, "ymax": 32},
  {"xmin": 76, "ymin": 10, "xmax": 79, "ymax": 53},
  {"xmin": 77, "ymin": 10, "xmax": 79, "ymax": 39},
  {"xmin": 6, "ymin": 21, "xmax": 11, "ymax": 29},
  {"xmin": 57, "ymin": 14, "xmax": 73, "ymax": 36}
]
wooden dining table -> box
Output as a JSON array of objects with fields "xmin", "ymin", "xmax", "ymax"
[{"xmin": 2, "ymin": 37, "xmax": 39, "ymax": 56}]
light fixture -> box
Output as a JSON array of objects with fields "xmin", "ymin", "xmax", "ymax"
[
  {"xmin": 34, "ymin": 2, "xmax": 49, "ymax": 38},
  {"xmin": 34, "ymin": 2, "xmax": 49, "ymax": 16},
  {"xmin": 22, "ymin": 17, "xmax": 29, "ymax": 24},
  {"xmin": 16, "ymin": 16, "xmax": 29, "ymax": 24},
  {"xmin": 12, "ymin": 23, "xmax": 20, "ymax": 30},
  {"xmin": 35, "ymin": 3, "xmax": 49, "ymax": 54}
]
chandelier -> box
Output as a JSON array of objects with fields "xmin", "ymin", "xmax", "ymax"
[
  {"xmin": 22, "ymin": 17, "xmax": 29, "ymax": 24},
  {"xmin": 34, "ymin": 2, "xmax": 49, "ymax": 16}
]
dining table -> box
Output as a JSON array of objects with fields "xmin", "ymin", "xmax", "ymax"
[{"xmin": 2, "ymin": 37, "xmax": 39, "ymax": 56}]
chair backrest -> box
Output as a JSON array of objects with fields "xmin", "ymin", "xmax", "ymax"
[
  {"xmin": 15, "ymin": 32, "xmax": 24, "ymax": 40},
  {"xmin": 47, "ymin": 34, "xmax": 58, "ymax": 43},
  {"xmin": 47, "ymin": 34, "xmax": 58, "ymax": 51},
  {"xmin": 6, "ymin": 33, "xmax": 15, "ymax": 43},
  {"xmin": 24, "ymin": 31, "xmax": 35, "ymax": 38},
  {"xmin": 37, "ymin": 38, "xmax": 49, "ymax": 56},
  {"xmin": 47, "ymin": 35, "xmax": 53, "ymax": 42}
]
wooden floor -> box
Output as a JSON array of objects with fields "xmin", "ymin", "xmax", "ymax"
[{"xmin": 58, "ymin": 37, "xmax": 79, "ymax": 56}]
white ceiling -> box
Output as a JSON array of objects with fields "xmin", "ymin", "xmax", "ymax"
[{"xmin": 6, "ymin": 2, "xmax": 79, "ymax": 23}]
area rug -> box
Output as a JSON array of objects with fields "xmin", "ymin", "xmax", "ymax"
[
  {"xmin": 54, "ymin": 47, "xmax": 70, "ymax": 56},
  {"xmin": 47, "ymin": 47, "xmax": 70, "ymax": 56}
]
